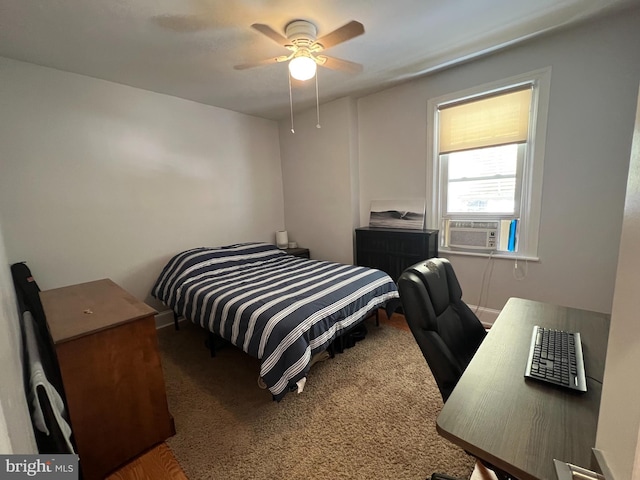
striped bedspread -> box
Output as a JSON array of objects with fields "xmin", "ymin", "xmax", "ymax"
[{"xmin": 152, "ymin": 243, "xmax": 399, "ymax": 400}]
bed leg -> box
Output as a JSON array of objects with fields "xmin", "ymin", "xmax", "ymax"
[
  {"xmin": 173, "ymin": 312, "xmax": 180, "ymax": 331},
  {"xmin": 208, "ymin": 331, "xmax": 216, "ymax": 357},
  {"xmin": 375, "ymin": 308, "xmax": 380, "ymax": 327}
]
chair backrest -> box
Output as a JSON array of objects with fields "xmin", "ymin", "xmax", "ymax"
[{"xmin": 398, "ymin": 258, "xmax": 487, "ymax": 402}]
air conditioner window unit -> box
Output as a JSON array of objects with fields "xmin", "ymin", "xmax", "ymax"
[{"xmin": 448, "ymin": 220, "xmax": 499, "ymax": 250}]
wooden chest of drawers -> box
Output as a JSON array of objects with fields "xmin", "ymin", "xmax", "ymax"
[{"xmin": 40, "ymin": 279, "xmax": 174, "ymax": 480}]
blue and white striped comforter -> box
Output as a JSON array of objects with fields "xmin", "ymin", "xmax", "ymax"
[{"xmin": 151, "ymin": 243, "xmax": 399, "ymax": 400}]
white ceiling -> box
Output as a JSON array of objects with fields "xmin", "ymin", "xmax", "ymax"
[{"xmin": 0, "ymin": 0, "xmax": 637, "ymax": 120}]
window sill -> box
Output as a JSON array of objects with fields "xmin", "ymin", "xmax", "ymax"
[{"xmin": 440, "ymin": 248, "xmax": 540, "ymax": 262}]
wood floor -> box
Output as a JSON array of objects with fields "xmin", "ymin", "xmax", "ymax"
[
  {"xmin": 105, "ymin": 443, "xmax": 187, "ymax": 480},
  {"xmin": 107, "ymin": 311, "xmax": 492, "ymax": 480}
]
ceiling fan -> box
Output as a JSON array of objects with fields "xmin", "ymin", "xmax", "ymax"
[{"xmin": 234, "ymin": 19, "xmax": 365, "ymax": 81}]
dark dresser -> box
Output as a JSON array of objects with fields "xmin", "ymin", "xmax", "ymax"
[{"xmin": 355, "ymin": 227, "xmax": 439, "ymax": 282}]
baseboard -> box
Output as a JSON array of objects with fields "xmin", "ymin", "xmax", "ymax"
[
  {"xmin": 156, "ymin": 306, "xmax": 501, "ymax": 329},
  {"xmin": 467, "ymin": 305, "xmax": 501, "ymax": 328},
  {"xmin": 155, "ymin": 309, "xmax": 186, "ymax": 330}
]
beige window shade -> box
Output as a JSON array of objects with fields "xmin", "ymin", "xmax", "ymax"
[{"xmin": 439, "ymin": 87, "xmax": 532, "ymax": 154}]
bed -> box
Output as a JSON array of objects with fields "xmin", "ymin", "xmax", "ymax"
[{"xmin": 151, "ymin": 242, "xmax": 399, "ymax": 400}]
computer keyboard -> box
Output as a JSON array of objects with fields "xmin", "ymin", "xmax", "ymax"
[{"xmin": 524, "ymin": 325, "xmax": 587, "ymax": 392}]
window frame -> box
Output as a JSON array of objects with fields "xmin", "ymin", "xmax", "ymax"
[{"xmin": 426, "ymin": 68, "xmax": 551, "ymax": 259}]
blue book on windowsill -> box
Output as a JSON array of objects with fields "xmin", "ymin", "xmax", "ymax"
[{"xmin": 508, "ymin": 219, "xmax": 518, "ymax": 252}]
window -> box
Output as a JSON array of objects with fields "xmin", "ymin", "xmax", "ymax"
[
  {"xmin": 444, "ymin": 143, "xmax": 523, "ymax": 215},
  {"xmin": 427, "ymin": 69, "xmax": 550, "ymax": 258}
]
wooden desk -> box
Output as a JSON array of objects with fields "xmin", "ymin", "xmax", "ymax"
[{"xmin": 436, "ymin": 298, "xmax": 610, "ymax": 480}]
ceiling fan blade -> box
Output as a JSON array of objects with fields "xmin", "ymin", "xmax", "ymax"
[
  {"xmin": 234, "ymin": 55, "xmax": 290, "ymax": 70},
  {"xmin": 313, "ymin": 20, "xmax": 364, "ymax": 50},
  {"xmin": 317, "ymin": 55, "xmax": 363, "ymax": 74},
  {"xmin": 251, "ymin": 23, "xmax": 290, "ymax": 47}
]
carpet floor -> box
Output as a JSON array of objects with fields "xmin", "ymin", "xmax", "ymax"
[{"xmin": 157, "ymin": 319, "xmax": 475, "ymax": 480}]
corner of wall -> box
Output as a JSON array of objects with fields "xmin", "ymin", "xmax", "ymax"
[{"xmin": 0, "ymin": 219, "xmax": 37, "ymax": 453}]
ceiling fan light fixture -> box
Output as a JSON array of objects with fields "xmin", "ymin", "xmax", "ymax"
[
  {"xmin": 238, "ymin": 19, "xmax": 365, "ymax": 132},
  {"xmin": 288, "ymin": 55, "xmax": 317, "ymax": 81}
]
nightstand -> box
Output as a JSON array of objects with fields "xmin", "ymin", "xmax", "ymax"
[{"xmin": 284, "ymin": 247, "xmax": 310, "ymax": 259}]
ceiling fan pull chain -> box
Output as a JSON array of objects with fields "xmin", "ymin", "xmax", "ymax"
[
  {"xmin": 315, "ymin": 70, "xmax": 321, "ymax": 129},
  {"xmin": 288, "ymin": 73, "xmax": 295, "ymax": 134}
]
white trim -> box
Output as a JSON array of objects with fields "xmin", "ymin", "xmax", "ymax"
[
  {"xmin": 467, "ymin": 305, "xmax": 502, "ymax": 327},
  {"xmin": 155, "ymin": 303, "xmax": 504, "ymax": 328},
  {"xmin": 441, "ymin": 247, "xmax": 540, "ymax": 262},
  {"xmin": 155, "ymin": 309, "xmax": 186, "ymax": 330}
]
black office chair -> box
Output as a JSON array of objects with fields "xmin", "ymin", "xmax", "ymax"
[
  {"xmin": 398, "ymin": 257, "xmax": 486, "ymax": 402},
  {"xmin": 398, "ymin": 258, "xmax": 513, "ymax": 480}
]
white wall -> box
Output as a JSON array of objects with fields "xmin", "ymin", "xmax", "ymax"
[
  {"xmin": 356, "ymin": 8, "xmax": 640, "ymax": 315},
  {"xmin": 0, "ymin": 58, "xmax": 284, "ymax": 309},
  {"xmin": 596, "ymin": 85, "xmax": 640, "ymax": 480},
  {"xmin": 279, "ymin": 97, "xmax": 359, "ymax": 264},
  {"xmin": 0, "ymin": 215, "xmax": 38, "ymax": 453}
]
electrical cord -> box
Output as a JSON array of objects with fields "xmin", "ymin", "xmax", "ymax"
[
  {"xmin": 475, "ymin": 250, "xmax": 495, "ymax": 315},
  {"xmin": 513, "ymin": 256, "xmax": 528, "ymax": 280},
  {"xmin": 512, "ymin": 215, "xmax": 528, "ymax": 280}
]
